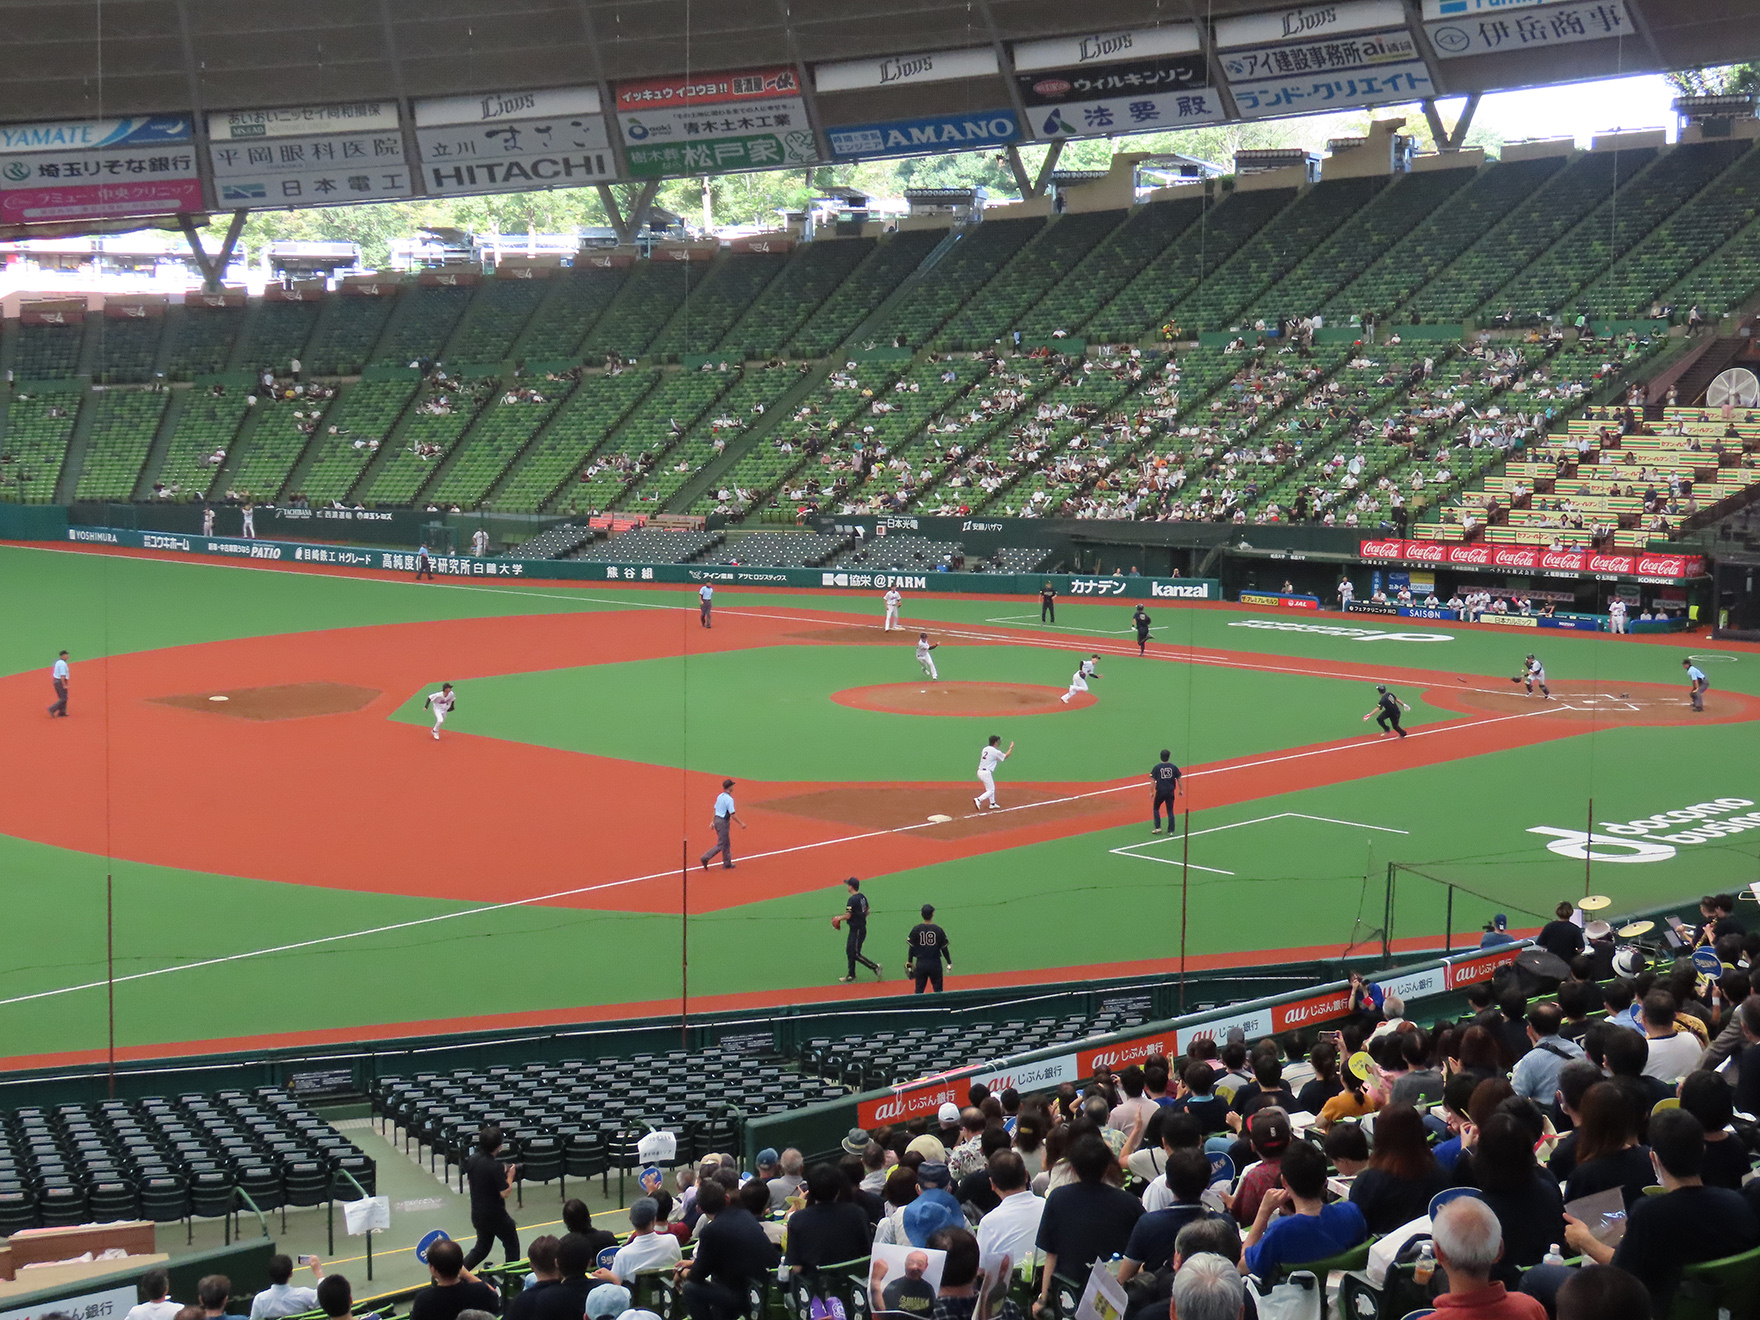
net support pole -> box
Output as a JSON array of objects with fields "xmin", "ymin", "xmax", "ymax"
[
  {"xmin": 1383, "ymin": 862, "xmax": 1395, "ymax": 967},
  {"xmin": 1445, "ymin": 883, "xmax": 1454, "ymax": 956},
  {"xmin": 1585, "ymin": 797, "xmax": 1594, "ymax": 898},
  {"xmin": 106, "ymin": 872, "xmax": 115, "ymax": 1098},
  {"xmin": 1179, "ymin": 805, "xmax": 1190, "ymax": 1012},
  {"xmin": 681, "ymin": 840, "xmax": 690, "ymax": 1049}
]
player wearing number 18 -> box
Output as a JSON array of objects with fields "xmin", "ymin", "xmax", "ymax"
[{"xmin": 907, "ymin": 904, "xmax": 952, "ymax": 994}]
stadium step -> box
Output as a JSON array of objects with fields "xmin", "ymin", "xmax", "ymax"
[
  {"xmin": 836, "ymin": 224, "xmax": 966, "ymax": 356},
  {"xmin": 663, "ymin": 358, "xmax": 836, "ymax": 514},
  {"xmin": 50, "ymin": 384, "xmax": 98, "ymax": 504},
  {"xmin": 1668, "ymin": 334, "xmax": 1748, "ymax": 407},
  {"xmin": 131, "ymin": 386, "xmax": 190, "ymax": 500}
]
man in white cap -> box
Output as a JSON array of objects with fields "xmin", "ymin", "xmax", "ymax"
[{"xmin": 936, "ymin": 1102, "xmax": 962, "ymax": 1148}]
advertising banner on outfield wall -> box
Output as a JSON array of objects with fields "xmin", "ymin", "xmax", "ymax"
[
  {"xmin": 208, "ymin": 103, "xmax": 412, "ymax": 206},
  {"xmin": 1358, "ymin": 538, "xmax": 1704, "ymax": 579},
  {"xmin": 615, "ymin": 66, "xmax": 816, "ymax": 177},
  {"xmin": 0, "ymin": 115, "xmax": 201, "ymax": 224},
  {"xmin": 1017, "ymin": 54, "xmax": 1224, "ymax": 139},
  {"xmin": 415, "ymin": 86, "xmax": 614, "ymax": 195},
  {"xmin": 1425, "ymin": 0, "xmax": 1630, "ymax": 58},
  {"xmin": 826, "ymin": 110, "xmax": 1020, "ymax": 160}
]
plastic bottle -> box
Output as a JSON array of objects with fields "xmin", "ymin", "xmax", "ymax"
[
  {"xmin": 1413, "ymin": 1242, "xmax": 1435, "ymax": 1286},
  {"xmin": 1543, "ymin": 1244, "xmax": 1566, "ymax": 1268}
]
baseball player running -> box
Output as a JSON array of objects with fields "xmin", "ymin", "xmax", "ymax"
[
  {"xmin": 916, "ymin": 632, "xmax": 939, "ymax": 679},
  {"xmin": 883, "ymin": 587, "xmax": 902, "ymax": 631},
  {"xmin": 1684, "ymin": 657, "xmax": 1708, "ymax": 712},
  {"xmin": 974, "ymin": 734, "xmax": 1014, "ymax": 810},
  {"xmin": 1518, "ymin": 653, "xmax": 1550, "ymax": 699},
  {"xmin": 1363, "ymin": 684, "xmax": 1409, "ymax": 738},
  {"xmin": 423, "ymin": 682, "xmax": 457, "ymax": 739},
  {"xmin": 1133, "ymin": 605, "xmax": 1152, "ymax": 656},
  {"xmin": 1061, "ymin": 654, "xmax": 1101, "ymax": 704}
]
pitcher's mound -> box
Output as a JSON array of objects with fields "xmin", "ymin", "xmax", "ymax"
[
  {"xmin": 832, "ymin": 682, "xmax": 1093, "ymax": 716},
  {"xmin": 151, "ymin": 682, "xmax": 381, "ymax": 721}
]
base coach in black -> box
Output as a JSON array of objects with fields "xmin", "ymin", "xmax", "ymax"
[
  {"xmin": 1150, "ymin": 749, "xmax": 1182, "ymax": 833},
  {"xmin": 907, "ymin": 903, "xmax": 951, "ymax": 993}
]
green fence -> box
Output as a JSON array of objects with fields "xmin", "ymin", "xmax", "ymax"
[{"xmin": 31, "ymin": 521, "xmax": 1224, "ymax": 599}]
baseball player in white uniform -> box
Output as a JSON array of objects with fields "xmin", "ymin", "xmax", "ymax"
[
  {"xmin": 974, "ymin": 735, "xmax": 1014, "ymax": 810},
  {"xmin": 472, "ymin": 528, "xmax": 490, "ymax": 558},
  {"xmin": 423, "ymin": 682, "xmax": 457, "ymax": 739},
  {"xmin": 1520, "ymin": 654, "xmax": 1550, "ymax": 699},
  {"xmin": 241, "ymin": 502, "xmax": 256, "ymax": 539},
  {"xmin": 916, "ymin": 632, "xmax": 939, "ymax": 679},
  {"xmin": 1609, "ymin": 597, "xmax": 1628, "ymax": 634},
  {"xmin": 883, "ymin": 588, "xmax": 902, "ymax": 631},
  {"xmin": 1061, "ymin": 654, "xmax": 1101, "ymax": 704}
]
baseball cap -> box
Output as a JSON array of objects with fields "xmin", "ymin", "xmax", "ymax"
[
  {"xmin": 1492, "ymin": 914, "xmax": 1508, "ymax": 931},
  {"xmin": 1225, "ymin": 1027, "xmax": 1247, "ymax": 1046},
  {"xmin": 937, "ymin": 1102, "xmax": 961, "ymax": 1124},
  {"xmin": 628, "ymin": 1197, "xmax": 657, "ymax": 1230},
  {"xmin": 756, "ymin": 1147, "xmax": 779, "ymax": 1168},
  {"xmin": 841, "ymin": 1127, "xmax": 871, "ymax": 1156},
  {"xmin": 586, "ymin": 1285, "xmax": 631, "ymax": 1320},
  {"xmin": 1249, "ymin": 1108, "xmax": 1291, "ymax": 1154},
  {"xmin": 916, "ymin": 1161, "xmax": 951, "ymax": 1188}
]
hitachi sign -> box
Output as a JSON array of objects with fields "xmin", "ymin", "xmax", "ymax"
[{"xmin": 429, "ymin": 155, "xmax": 609, "ymax": 188}]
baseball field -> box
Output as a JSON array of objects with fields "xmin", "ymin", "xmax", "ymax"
[{"xmin": 4, "ymin": 539, "xmax": 1759, "ymax": 1069}]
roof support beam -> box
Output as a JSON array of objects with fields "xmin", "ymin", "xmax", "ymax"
[
  {"xmin": 1003, "ymin": 138, "xmax": 1064, "ymax": 199},
  {"xmin": 597, "ymin": 181, "xmax": 659, "ymax": 245},
  {"xmin": 179, "ymin": 210, "xmax": 247, "ymax": 292},
  {"xmin": 1421, "ymin": 93, "xmax": 1480, "ymax": 150}
]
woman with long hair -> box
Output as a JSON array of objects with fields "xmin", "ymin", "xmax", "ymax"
[
  {"xmin": 1348, "ymin": 1103, "xmax": 1449, "ymax": 1232},
  {"xmin": 1316, "ymin": 1054, "xmax": 1379, "ymax": 1131},
  {"xmin": 872, "ymin": 1165, "xmax": 919, "ymax": 1246},
  {"xmin": 1564, "ymin": 1082, "xmax": 1656, "ymax": 1209},
  {"xmin": 1295, "ymin": 1039, "xmax": 1343, "ymax": 1114},
  {"xmin": 1013, "ymin": 1110, "xmax": 1048, "ymax": 1179},
  {"xmin": 1467, "ymin": 1111, "xmax": 1566, "ymax": 1285},
  {"xmin": 1450, "ymin": 1026, "xmax": 1504, "ymax": 1084}
]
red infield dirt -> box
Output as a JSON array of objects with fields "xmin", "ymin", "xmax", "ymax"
[
  {"xmin": 0, "ymin": 602, "xmax": 1753, "ymax": 921},
  {"xmin": 831, "ymin": 681, "xmax": 1094, "ymax": 716}
]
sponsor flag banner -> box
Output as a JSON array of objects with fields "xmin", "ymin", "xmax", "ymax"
[
  {"xmin": 1012, "ymin": 25, "xmax": 1201, "ymax": 73},
  {"xmin": 813, "ymin": 47, "xmax": 1000, "ymax": 94},
  {"xmin": 1017, "ymin": 55, "xmax": 1224, "ymax": 140},
  {"xmin": 1359, "ymin": 539, "xmax": 1703, "ymax": 580},
  {"xmin": 1426, "ymin": 0, "xmax": 1630, "ymax": 58},
  {"xmin": 826, "ymin": 110, "xmax": 1020, "ymax": 160},
  {"xmin": 415, "ymin": 85, "xmax": 613, "ymax": 195},
  {"xmin": 615, "ymin": 67, "xmax": 814, "ymax": 177},
  {"xmin": 208, "ymin": 104, "xmax": 412, "ymax": 206},
  {"xmin": 0, "ymin": 116, "xmax": 200, "ymax": 225}
]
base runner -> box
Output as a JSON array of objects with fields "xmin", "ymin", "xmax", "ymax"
[
  {"xmin": 1363, "ymin": 684, "xmax": 1409, "ymax": 738},
  {"xmin": 423, "ymin": 682, "xmax": 456, "ymax": 739},
  {"xmin": 1061, "ymin": 654, "xmax": 1101, "ymax": 704},
  {"xmin": 916, "ymin": 632, "xmax": 939, "ymax": 679}
]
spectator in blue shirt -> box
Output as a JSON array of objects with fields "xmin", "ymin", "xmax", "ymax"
[
  {"xmin": 1241, "ymin": 1140, "xmax": 1367, "ymax": 1278},
  {"xmin": 1480, "ymin": 913, "xmax": 1514, "ymax": 948},
  {"xmin": 1511, "ymin": 1003, "xmax": 1585, "ymax": 1103}
]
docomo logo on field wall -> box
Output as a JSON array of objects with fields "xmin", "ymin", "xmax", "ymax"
[
  {"xmin": 1230, "ymin": 619, "xmax": 1452, "ymax": 643},
  {"xmin": 1525, "ymin": 797, "xmax": 1760, "ymax": 866},
  {"xmin": 1359, "ymin": 539, "xmax": 1702, "ymax": 579}
]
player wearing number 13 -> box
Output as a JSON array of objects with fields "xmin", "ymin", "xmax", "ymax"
[
  {"xmin": 907, "ymin": 903, "xmax": 952, "ymax": 994},
  {"xmin": 1150, "ymin": 750, "xmax": 1181, "ymax": 833}
]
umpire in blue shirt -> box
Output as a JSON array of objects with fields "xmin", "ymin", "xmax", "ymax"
[{"xmin": 699, "ymin": 778, "xmax": 745, "ymax": 870}]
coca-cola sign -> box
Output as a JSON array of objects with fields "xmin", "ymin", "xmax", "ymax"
[
  {"xmin": 1448, "ymin": 545, "xmax": 1491, "ymax": 565},
  {"xmin": 1363, "ymin": 539, "xmax": 1701, "ymax": 580},
  {"xmin": 1492, "ymin": 547, "xmax": 1538, "ymax": 569},
  {"xmin": 1407, "ymin": 543, "xmax": 1447, "ymax": 564},
  {"xmin": 1539, "ymin": 551, "xmax": 1579, "ymax": 571},
  {"xmin": 1360, "ymin": 540, "xmax": 1402, "ymax": 560}
]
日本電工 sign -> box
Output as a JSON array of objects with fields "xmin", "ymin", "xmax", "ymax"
[
  {"xmin": 615, "ymin": 67, "xmax": 816, "ymax": 177},
  {"xmin": 1425, "ymin": 0, "xmax": 1629, "ymax": 57},
  {"xmin": 826, "ymin": 111, "xmax": 1020, "ymax": 160},
  {"xmin": 0, "ymin": 115, "xmax": 201, "ymax": 224},
  {"xmin": 1017, "ymin": 54, "xmax": 1223, "ymax": 139},
  {"xmin": 208, "ymin": 104, "xmax": 412, "ymax": 206},
  {"xmin": 414, "ymin": 85, "xmax": 613, "ymax": 195}
]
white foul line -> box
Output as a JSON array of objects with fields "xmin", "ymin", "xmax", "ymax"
[{"xmin": 1109, "ymin": 811, "xmax": 1410, "ymax": 871}]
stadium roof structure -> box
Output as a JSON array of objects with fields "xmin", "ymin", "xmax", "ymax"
[
  {"xmin": 0, "ymin": 0, "xmax": 1754, "ymax": 256},
  {"xmin": 4, "ymin": 0, "xmax": 1749, "ymax": 121}
]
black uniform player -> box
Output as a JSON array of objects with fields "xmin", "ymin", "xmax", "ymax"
[
  {"xmin": 1040, "ymin": 581, "xmax": 1057, "ymax": 623},
  {"xmin": 1363, "ymin": 684, "xmax": 1411, "ymax": 738},
  {"xmin": 906, "ymin": 903, "xmax": 952, "ymax": 994},
  {"xmin": 1133, "ymin": 605, "xmax": 1152, "ymax": 655},
  {"xmin": 832, "ymin": 876, "xmax": 882, "ymax": 983},
  {"xmin": 1150, "ymin": 749, "xmax": 1182, "ymax": 832}
]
